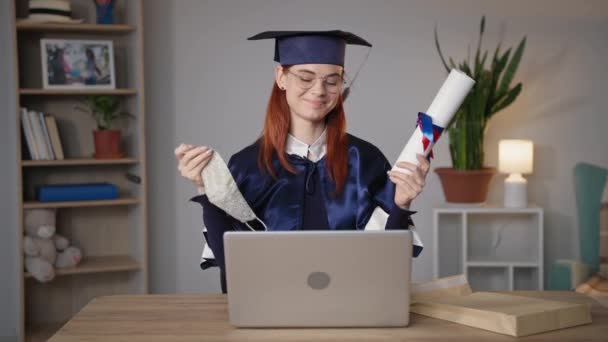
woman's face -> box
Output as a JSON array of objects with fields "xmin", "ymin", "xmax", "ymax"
[{"xmin": 276, "ymin": 64, "xmax": 343, "ymax": 124}]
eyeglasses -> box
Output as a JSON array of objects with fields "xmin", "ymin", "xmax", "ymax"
[{"xmin": 286, "ymin": 70, "xmax": 347, "ymax": 94}]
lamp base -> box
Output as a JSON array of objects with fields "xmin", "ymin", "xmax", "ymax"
[{"xmin": 504, "ymin": 174, "xmax": 527, "ymax": 208}]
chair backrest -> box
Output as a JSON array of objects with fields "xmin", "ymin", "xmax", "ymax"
[{"xmin": 574, "ymin": 163, "xmax": 608, "ymax": 271}]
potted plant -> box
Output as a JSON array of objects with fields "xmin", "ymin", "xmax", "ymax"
[
  {"xmin": 77, "ymin": 95, "xmax": 131, "ymax": 159},
  {"xmin": 434, "ymin": 16, "xmax": 526, "ymax": 203}
]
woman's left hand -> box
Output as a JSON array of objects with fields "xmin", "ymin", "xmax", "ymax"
[{"xmin": 387, "ymin": 154, "xmax": 431, "ymax": 210}]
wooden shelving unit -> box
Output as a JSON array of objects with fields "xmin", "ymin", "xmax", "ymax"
[
  {"xmin": 8, "ymin": 1, "xmax": 148, "ymax": 341},
  {"xmin": 24, "ymin": 255, "xmax": 140, "ymax": 278},
  {"xmin": 23, "ymin": 198, "xmax": 141, "ymax": 209},
  {"xmin": 16, "ymin": 21, "xmax": 135, "ymax": 33},
  {"xmin": 22, "ymin": 157, "xmax": 139, "ymax": 167},
  {"xmin": 20, "ymin": 88, "xmax": 138, "ymax": 95}
]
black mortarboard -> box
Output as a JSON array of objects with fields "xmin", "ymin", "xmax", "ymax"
[{"xmin": 247, "ymin": 30, "xmax": 372, "ymax": 66}]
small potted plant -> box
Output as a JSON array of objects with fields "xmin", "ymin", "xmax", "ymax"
[
  {"xmin": 77, "ymin": 95, "xmax": 131, "ymax": 159},
  {"xmin": 434, "ymin": 16, "xmax": 526, "ymax": 203}
]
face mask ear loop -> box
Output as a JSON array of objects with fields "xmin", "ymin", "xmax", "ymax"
[
  {"xmin": 256, "ymin": 217, "xmax": 268, "ymax": 231},
  {"xmin": 244, "ymin": 218, "xmax": 267, "ymax": 232},
  {"xmin": 244, "ymin": 222, "xmax": 256, "ymax": 232}
]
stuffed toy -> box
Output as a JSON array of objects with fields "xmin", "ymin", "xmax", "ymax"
[{"xmin": 23, "ymin": 208, "xmax": 83, "ymax": 283}]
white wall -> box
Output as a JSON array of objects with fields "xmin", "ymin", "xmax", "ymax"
[{"xmin": 146, "ymin": 0, "xmax": 606, "ymax": 294}]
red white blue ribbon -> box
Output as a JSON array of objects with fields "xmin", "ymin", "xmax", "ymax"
[{"xmin": 417, "ymin": 112, "xmax": 444, "ymax": 160}]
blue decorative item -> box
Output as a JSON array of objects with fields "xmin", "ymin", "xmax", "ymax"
[
  {"xmin": 36, "ymin": 183, "xmax": 119, "ymax": 202},
  {"xmin": 94, "ymin": 0, "xmax": 115, "ymax": 25}
]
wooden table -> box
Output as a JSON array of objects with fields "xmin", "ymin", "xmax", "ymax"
[{"xmin": 50, "ymin": 291, "xmax": 608, "ymax": 341}]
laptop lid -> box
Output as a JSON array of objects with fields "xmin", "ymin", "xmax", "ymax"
[{"xmin": 224, "ymin": 230, "xmax": 412, "ymax": 327}]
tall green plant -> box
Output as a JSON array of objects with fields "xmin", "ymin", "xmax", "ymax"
[{"xmin": 435, "ymin": 16, "xmax": 526, "ymax": 170}]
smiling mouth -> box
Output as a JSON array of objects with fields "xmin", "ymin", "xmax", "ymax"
[{"xmin": 305, "ymin": 99, "xmax": 325, "ymax": 107}]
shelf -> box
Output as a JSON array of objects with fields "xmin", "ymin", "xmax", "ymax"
[
  {"xmin": 25, "ymin": 255, "xmax": 140, "ymax": 278},
  {"xmin": 466, "ymin": 261, "xmax": 540, "ymax": 268},
  {"xmin": 22, "ymin": 158, "xmax": 139, "ymax": 167},
  {"xmin": 434, "ymin": 204, "xmax": 542, "ymax": 214},
  {"xmin": 467, "ymin": 266, "xmax": 510, "ymax": 291},
  {"xmin": 20, "ymin": 88, "xmax": 137, "ymax": 96},
  {"xmin": 16, "ymin": 21, "xmax": 135, "ymax": 33},
  {"xmin": 23, "ymin": 198, "xmax": 140, "ymax": 209},
  {"xmin": 434, "ymin": 207, "xmax": 544, "ymax": 291}
]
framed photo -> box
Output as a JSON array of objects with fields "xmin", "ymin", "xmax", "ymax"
[{"xmin": 40, "ymin": 39, "xmax": 116, "ymax": 89}]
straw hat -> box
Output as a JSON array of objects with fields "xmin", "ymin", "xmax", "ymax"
[{"xmin": 24, "ymin": 0, "xmax": 83, "ymax": 24}]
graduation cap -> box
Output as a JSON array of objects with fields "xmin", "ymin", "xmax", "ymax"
[{"xmin": 247, "ymin": 30, "xmax": 372, "ymax": 66}]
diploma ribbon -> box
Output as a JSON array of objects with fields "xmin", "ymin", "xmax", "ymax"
[{"xmin": 416, "ymin": 112, "xmax": 444, "ymax": 160}]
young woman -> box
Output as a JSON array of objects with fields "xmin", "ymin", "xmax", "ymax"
[{"xmin": 175, "ymin": 30, "xmax": 429, "ymax": 293}]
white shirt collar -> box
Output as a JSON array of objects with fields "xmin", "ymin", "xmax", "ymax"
[{"xmin": 286, "ymin": 129, "xmax": 327, "ymax": 162}]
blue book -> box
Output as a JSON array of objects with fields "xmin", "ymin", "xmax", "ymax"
[{"xmin": 36, "ymin": 183, "xmax": 119, "ymax": 202}]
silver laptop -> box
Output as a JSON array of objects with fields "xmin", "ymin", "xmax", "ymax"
[{"xmin": 224, "ymin": 230, "xmax": 412, "ymax": 328}]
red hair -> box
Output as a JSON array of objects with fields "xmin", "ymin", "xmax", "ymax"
[{"xmin": 258, "ymin": 80, "xmax": 348, "ymax": 195}]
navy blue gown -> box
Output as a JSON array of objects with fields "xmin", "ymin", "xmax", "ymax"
[{"xmin": 191, "ymin": 133, "xmax": 422, "ymax": 293}]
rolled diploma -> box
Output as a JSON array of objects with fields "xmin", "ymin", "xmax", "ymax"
[{"xmin": 393, "ymin": 69, "xmax": 475, "ymax": 174}]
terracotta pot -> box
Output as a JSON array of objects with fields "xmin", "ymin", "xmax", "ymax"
[
  {"xmin": 434, "ymin": 167, "xmax": 496, "ymax": 204},
  {"xmin": 93, "ymin": 129, "xmax": 123, "ymax": 159}
]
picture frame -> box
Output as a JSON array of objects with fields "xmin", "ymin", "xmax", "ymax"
[{"xmin": 40, "ymin": 39, "xmax": 116, "ymax": 89}]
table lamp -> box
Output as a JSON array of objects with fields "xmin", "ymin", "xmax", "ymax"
[{"xmin": 498, "ymin": 140, "xmax": 534, "ymax": 208}]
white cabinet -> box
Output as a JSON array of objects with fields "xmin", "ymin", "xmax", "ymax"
[{"xmin": 433, "ymin": 205, "xmax": 543, "ymax": 291}]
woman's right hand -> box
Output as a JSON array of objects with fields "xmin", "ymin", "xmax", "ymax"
[{"xmin": 174, "ymin": 143, "xmax": 214, "ymax": 193}]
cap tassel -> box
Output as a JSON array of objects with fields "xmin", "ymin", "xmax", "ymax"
[{"xmin": 341, "ymin": 46, "xmax": 371, "ymax": 102}]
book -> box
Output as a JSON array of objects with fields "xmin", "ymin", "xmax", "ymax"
[
  {"xmin": 38, "ymin": 111, "xmax": 55, "ymax": 160},
  {"xmin": 20, "ymin": 117, "xmax": 32, "ymax": 160},
  {"xmin": 36, "ymin": 183, "xmax": 119, "ymax": 202},
  {"xmin": 28, "ymin": 110, "xmax": 48, "ymax": 160},
  {"xmin": 20, "ymin": 108, "xmax": 39, "ymax": 160},
  {"xmin": 45, "ymin": 115, "xmax": 64, "ymax": 160}
]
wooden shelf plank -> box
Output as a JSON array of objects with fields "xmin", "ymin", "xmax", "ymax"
[
  {"xmin": 467, "ymin": 261, "xmax": 540, "ymax": 268},
  {"xmin": 22, "ymin": 158, "xmax": 139, "ymax": 167},
  {"xmin": 20, "ymin": 88, "xmax": 137, "ymax": 96},
  {"xmin": 434, "ymin": 204, "xmax": 542, "ymax": 215},
  {"xmin": 23, "ymin": 198, "xmax": 140, "ymax": 209},
  {"xmin": 25, "ymin": 255, "xmax": 140, "ymax": 278},
  {"xmin": 16, "ymin": 21, "xmax": 135, "ymax": 33}
]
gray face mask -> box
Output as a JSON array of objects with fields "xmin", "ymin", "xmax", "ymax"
[{"xmin": 202, "ymin": 151, "xmax": 267, "ymax": 231}]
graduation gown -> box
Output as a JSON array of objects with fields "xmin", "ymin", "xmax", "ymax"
[{"xmin": 191, "ymin": 133, "xmax": 424, "ymax": 291}]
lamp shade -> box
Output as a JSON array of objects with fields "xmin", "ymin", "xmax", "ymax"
[{"xmin": 498, "ymin": 139, "xmax": 533, "ymax": 174}]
